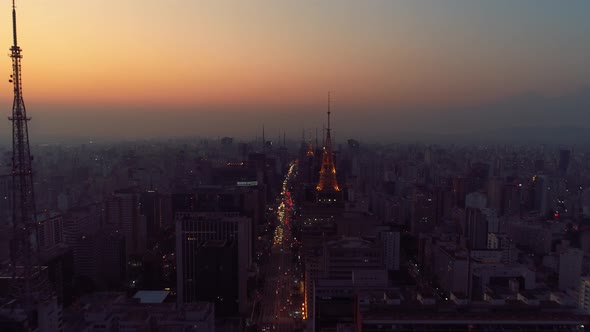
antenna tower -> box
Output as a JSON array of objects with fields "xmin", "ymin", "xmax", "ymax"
[
  {"xmin": 9, "ymin": 0, "xmax": 41, "ymax": 318},
  {"xmin": 316, "ymin": 92, "xmax": 340, "ymax": 192}
]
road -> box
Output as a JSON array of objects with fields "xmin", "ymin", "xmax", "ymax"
[{"xmin": 257, "ymin": 162, "xmax": 304, "ymax": 332}]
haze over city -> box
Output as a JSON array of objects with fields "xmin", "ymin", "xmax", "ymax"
[{"xmin": 0, "ymin": 0, "xmax": 589, "ymax": 142}]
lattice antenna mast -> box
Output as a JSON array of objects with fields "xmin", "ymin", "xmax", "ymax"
[
  {"xmin": 325, "ymin": 92, "xmax": 334, "ymax": 156},
  {"xmin": 327, "ymin": 92, "xmax": 331, "ymax": 132},
  {"xmin": 9, "ymin": 0, "xmax": 39, "ymax": 315}
]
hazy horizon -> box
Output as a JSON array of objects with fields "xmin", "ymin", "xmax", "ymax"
[{"xmin": 0, "ymin": 86, "xmax": 587, "ymax": 145}]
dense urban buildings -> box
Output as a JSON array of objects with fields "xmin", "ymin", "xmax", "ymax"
[{"xmin": 3, "ymin": 115, "xmax": 590, "ymax": 331}]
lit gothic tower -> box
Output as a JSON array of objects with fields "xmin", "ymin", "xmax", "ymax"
[
  {"xmin": 316, "ymin": 93, "xmax": 340, "ymax": 194},
  {"xmin": 9, "ymin": 0, "xmax": 40, "ymax": 313}
]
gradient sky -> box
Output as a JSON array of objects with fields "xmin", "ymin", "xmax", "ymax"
[{"xmin": 0, "ymin": 0, "xmax": 589, "ymax": 142}]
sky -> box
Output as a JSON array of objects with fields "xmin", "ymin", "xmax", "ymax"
[{"xmin": 0, "ymin": 0, "xmax": 589, "ymax": 143}]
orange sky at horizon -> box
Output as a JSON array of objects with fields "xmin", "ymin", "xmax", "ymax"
[{"xmin": 0, "ymin": 0, "xmax": 588, "ymax": 114}]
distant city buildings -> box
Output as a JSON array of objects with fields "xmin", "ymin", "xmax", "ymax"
[{"xmin": 2, "ymin": 122, "xmax": 590, "ymax": 331}]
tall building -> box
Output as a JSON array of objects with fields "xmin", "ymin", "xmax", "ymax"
[
  {"xmin": 379, "ymin": 228, "xmax": 401, "ymax": 271},
  {"xmin": 101, "ymin": 231, "xmax": 126, "ymax": 289},
  {"xmin": 105, "ymin": 189, "xmax": 146, "ymax": 258},
  {"xmin": 37, "ymin": 211, "xmax": 64, "ymax": 255},
  {"xmin": 175, "ymin": 212, "xmax": 251, "ymax": 313},
  {"xmin": 37, "ymin": 211, "xmax": 74, "ymax": 308},
  {"xmin": 62, "ymin": 205, "xmax": 103, "ymax": 285},
  {"xmin": 452, "ymin": 177, "xmax": 466, "ymax": 209},
  {"xmin": 68, "ymin": 232, "xmax": 101, "ymax": 285},
  {"xmin": 487, "ymin": 177, "xmax": 504, "ymax": 210},
  {"xmin": 193, "ymin": 184, "xmax": 264, "ymax": 261},
  {"xmin": 409, "ymin": 187, "xmax": 436, "ymax": 236},
  {"xmin": 464, "ymin": 192, "xmax": 495, "ymax": 249},
  {"xmin": 466, "ymin": 208, "xmax": 489, "ymax": 249},
  {"xmin": 559, "ymin": 149, "xmax": 570, "ymax": 176},
  {"xmin": 533, "ymin": 175, "xmax": 565, "ymax": 217},
  {"xmin": 501, "ymin": 183, "xmax": 521, "ymax": 216},
  {"xmin": 139, "ymin": 190, "xmax": 163, "ymax": 247}
]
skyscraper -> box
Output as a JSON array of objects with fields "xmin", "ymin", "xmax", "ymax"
[
  {"xmin": 175, "ymin": 212, "xmax": 251, "ymax": 313},
  {"xmin": 105, "ymin": 189, "xmax": 146, "ymax": 258},
  {"xmin": 139, "ymin": 190, "xmax": 163, "ymax": 247},
  {"xmin": 559, "ymin": 149, "xmax": 570, "ymax": 176}
]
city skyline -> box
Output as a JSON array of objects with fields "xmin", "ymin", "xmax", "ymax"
[{"xmin": 0, "ymin": 0, "xmax": 589, "ymax": 142}]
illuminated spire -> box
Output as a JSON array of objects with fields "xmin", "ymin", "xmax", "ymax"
[{"xmin": 316, "ymin": 92, "xmax": 340, "ymax": 192}]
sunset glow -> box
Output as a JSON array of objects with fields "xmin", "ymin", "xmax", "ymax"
[{"xmin": 0, "ymin": 0, "xmax": 588, "ymax": 140}]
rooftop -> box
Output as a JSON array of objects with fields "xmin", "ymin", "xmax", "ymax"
[
  {"xmin": 133, "ymin": 290, "xmax": 170, "ymax": 304},
  {"xmin": 326, "ymin": 237, "xmax": 375, "ymax": 249}
]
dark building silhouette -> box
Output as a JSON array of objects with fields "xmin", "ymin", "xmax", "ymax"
[
  {"xmin": 194, "ymin": 239, "xmax": 239, "ymax": 316},
  {"xmin": 176, "ymin": 212, "xmax": 250, "ymax": 314},
  {"xmin": 140, "ymin": 190, "xmax": 163, "ymax": 247},
  {"xmin": 559, "ymin": 149, "xmax": 570, "ymax": 176},
  {"xmin": 101, "ymin": 232, "xmax": 126, "ymax": 289},
  {"xmin": 42, "ymin": 249, "xmax": 74, "ymax": 307},
  {"xmin": 466, "ymin": 207, "xmax": 489, "ymax": 249},
  {"xmin": 453, "ymin": 177, "xmax": 466, "ymax": 209},
  {"xmin": 105, "ymin": 189, "xmax": 145, "ymax": 258}
]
